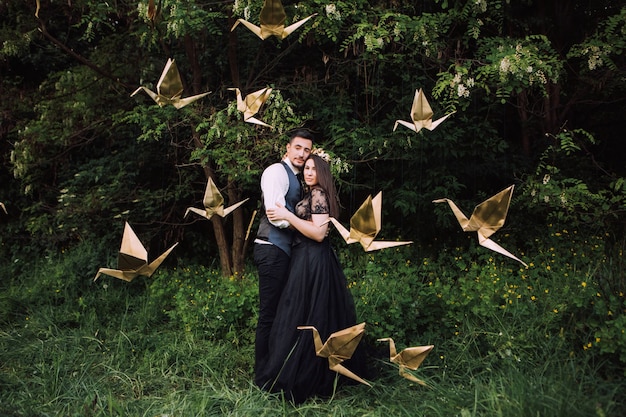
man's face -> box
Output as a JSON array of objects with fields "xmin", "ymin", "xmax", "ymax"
[{"xmin": 285, "ymin": 137, "xmax": 312, "ymax": 169}]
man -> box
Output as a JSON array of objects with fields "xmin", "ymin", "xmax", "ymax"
[{"xmin": 253, "ymin": 129, "xmax": 313, "ymax": 385}]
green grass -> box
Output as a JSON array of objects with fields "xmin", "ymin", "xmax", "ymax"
[
  {"xmin": 1, "ymin": 235, "xmax": 624, "ymax": 416},
  {"xmin": 1, "ymin": 297, "xmax": 623, "ymax": 416}
]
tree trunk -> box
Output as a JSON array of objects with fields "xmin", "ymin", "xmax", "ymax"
[
  {"xmin": 228, "ymin": 179, "xmax": 246, "ymax": 274},
  {"xmin": 185, "ymin": 32, "xmax": 238, "ymax": 277},
  {"xmin": 210, "ymin": 210, "xmax": 234, "ymax": 276}
]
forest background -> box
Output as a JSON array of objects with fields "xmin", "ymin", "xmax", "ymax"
[{"xmin": 1, "ymin": 0, "xmax": 625, "ymax": 415}]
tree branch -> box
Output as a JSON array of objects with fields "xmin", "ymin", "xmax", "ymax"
[{"xmin": 36, "ymin": 16, "xmax": 134, "ymax": 90}]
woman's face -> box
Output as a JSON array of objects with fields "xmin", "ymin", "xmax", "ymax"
[{"xmin": 303, "ymin": 158, "xmax": 318, "ymax": 186}]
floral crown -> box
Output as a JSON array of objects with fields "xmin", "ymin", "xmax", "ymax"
[
  {"xmin": 308, "ymin": 147, "xmax": 351, "ymax": 178},
  {"xmin": 311, "ymin": 147, "xmax": 331, "ymax": 163}
]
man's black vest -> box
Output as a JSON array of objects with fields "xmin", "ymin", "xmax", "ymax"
[{"xmin": 256, "ymin": 161, "xmax": 301, "ymax": 256}]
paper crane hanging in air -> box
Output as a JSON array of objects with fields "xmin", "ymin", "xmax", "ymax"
[
  {"xmin": 131, "ymin": 58, "xmax": 210, "ymax": 109},
  {"xmin": 326, "ymin": 191, "xmax": 412, "ymax": 251},
  {"xmin": 433, "ymin": 185, "xmax": 528, "ymax": 267},
  {"xmin": 394, "ymin": 88, "xmax": 455, "ymax": 133},
  {"xmin": 231, "ymin": 0, "xmax": 317, "ymax": 40},
  {"xmin": 94, "ymin": 222, "xmax": 178, "ymax": 282},
  {"xmin": 229, "ymin": 87, "xmax": 273, "ymax": 128},
  {"xmin": 297, "ymin": 323, "xmax": 371, "ymax": 386},
  {"xmin": 185, "ymin": 177, "xmax": 249, "ymax": 220},
  {"xmin": 378, "ymin": 337, "xmax": 433, "ymax": 385}
]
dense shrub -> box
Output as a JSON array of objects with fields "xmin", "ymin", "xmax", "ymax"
[
  {"xmin": 147, "ymin": 265, "xmax": 259, "ymax": 346},
  {"xmin": 344, "ymin": 226, "xmax": 625, "ymax": 374}
]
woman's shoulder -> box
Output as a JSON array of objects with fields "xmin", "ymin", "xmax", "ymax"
[
  {"xmin": 309, "ymin": 186, "xmax": 331, "ymax": 215},
  {"xmin": 309, "ymin": 186, "xmax": 330, "ymax": 202},
  {"xmin": 310, "ymin": 186, "xmax": 327, "ymax": 196}
]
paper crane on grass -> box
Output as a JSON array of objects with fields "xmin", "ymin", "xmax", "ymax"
[
  {"xmin": 378, "ymin": 338, "xmax": 433, "ymax": 386},
  {"xmin": 228, "ymin": 87, "xmax": 273, "ymax": 128},
  {"xmin": 0, "ymin": 202, "xmax": 6, "ymax": 214},
  {"xmin": 231, "ymin": 0, "xmax": 317, "ymax": 40},
  {"xmin": 297, "ymin": 323, "xmax": 371, "ymax": 386},
  {"xmin": 394, "ymin": 88, "xmax": 455, "ymax": 133},
  {"xmin": 131, "ymin": 58, "xmax": 210, "ymax": 109},
  {"xmin": 326, "ymin": 191, "xmax": 412, "ymax": 252},
  {"xmin": 185, "ymin": 177, "xmax": 249, "ymax": 220},
  {"xmin": 94, "ymin": 222, "xmax": 178, "ymax": 282},
  {"xmin": 433, "ymin": 185, "xmax": 528, "ymax": 267}
]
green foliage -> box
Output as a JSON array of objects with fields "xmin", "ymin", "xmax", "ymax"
[
  {"xmin": 2, "ymin": 236, "xmax": 626, "ymax": 415},
  {"xmin": 567, "ymin": 6, "xmax": 626, "ymax": 74},
  {"xmin": 4, "ymin": 0, "xmax": 625, "ymax": 271},
  {"xmin": 3, "ymin": 0, "xmax": 626, "ymax": 413},
  {"xmin": 146, "ymin": 265, "xmax": 259, "ymax": 345},
  {"xmin": 519, "ymin": 128, "xmax": 626, "ymax": 231},
  {"xmin": 345, "ymin": 223, "xmax": 626, "ymax": 376},
  {"xmin": 193, "ymin": 89, "xmax": 310, "ymax": 188},
  {"xmin": 436, "ymin": 34, "xmax": 564, "ymax": 107}
]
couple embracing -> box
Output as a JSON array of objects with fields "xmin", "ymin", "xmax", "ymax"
[{"xmin": 253, "ymin": 129, "xmax": 366, "ymax": 403}]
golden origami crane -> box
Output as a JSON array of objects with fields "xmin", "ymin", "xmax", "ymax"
[
  {"xmin": 131, "ymin": 58, "xmax": 210, "ymax": 109},
  {"xmin": 94, "ymin": 222, "xmax": 178, "ymax": 282},
  {"xmin": 297, "ymin": 323, "xmax": 371, "ymax": 386},
  {"xmin": 229, "ymin": 87, "xmax": 273, "ymax": 128},
  {"xmin": 147, "ymin": 0, "xmax": 161, "ymax": 23},
  {"xmin": 433, "ymin": 185, "xmax": 528, "ymax": 267},
  {"xmin": 326, "ymin": 191, "xmax": 412, "ymax": 252},
  {"xmin": 231, "ymin": 0, "xmax": 317, "ymax": 40},
  {"xmin": 378, "ymin": 338, "xmax": 433, "ymax": 386},
  {"xmin": 0, "ymin": 202, "xmax": 6, "ymax": 214},
  {"xmin": 394, "ymin": 88, "xmax": 455, "ymax": 133},
  {"xmin": 185, "ymin": 177, "xmax": 249, "ymax": 220}
]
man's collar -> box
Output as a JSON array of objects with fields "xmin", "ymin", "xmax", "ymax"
[{"xmin": 282, "ymin": 157, "xmax": 300, "ymax": 174}]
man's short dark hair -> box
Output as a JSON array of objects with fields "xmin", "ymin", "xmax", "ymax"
[{"xmin": 288, "ymin": 128, "xmax": 315, "ymax": 144}]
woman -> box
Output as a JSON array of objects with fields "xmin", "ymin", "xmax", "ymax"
[{"xmin": 257, "ymin": 153, "xmax": 365, "ymax": 403}]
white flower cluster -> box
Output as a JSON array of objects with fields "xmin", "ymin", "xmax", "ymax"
[
  {"xmin": 2, "ymin": 40, "xmax": 19, "ymax": 57},
  {"xmin": 136, "ymin": 2, "xmax": 148, "ymax": 21},
  {"xmin": 450, "ymin": 72, "xmax": 475, "ymax": 98},
  {"xmin": 583, "ymin": 45, "xmax": 605, "ymax": 71},
  {"xmin": 166, "ymin": 4, "xmax": 185, "ymax": 38},
  {"xmin": 498, "ymin": 43, "xmax": 553, "ymax": 85},
  {"xmin": 325, "ymin": 4, "xmax": 341, "ymax": 21},
  {"xmin": 311, "ymin": 148, "xmax": 351, "ymax": 177},
  {"xmin": 499, "ymin": 56, "xmax": 511, "ymax": 73},
  {"xmin": 474, "ymin": 0, "xmax": 487, "ymax": 13},
  {"xmin": 331, "ymin": 158, "xmax": 351, "ymax": 176},
  {"xmin": 364, "ymin": 33, "xmax": 385, "ymax": 51},
  {"xmin": 528, "ymin": 69, "xmax": 547, "ymax": 85}
]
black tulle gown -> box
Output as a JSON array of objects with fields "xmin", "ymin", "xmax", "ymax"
[{"xmin": 255, "ymin": 187, "xmax": 366, "ymax": 403}]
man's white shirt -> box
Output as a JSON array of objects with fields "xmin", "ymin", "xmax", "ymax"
[{"xmin": 260, "ymin": 158, "xmax": 300, "ymax": 229}]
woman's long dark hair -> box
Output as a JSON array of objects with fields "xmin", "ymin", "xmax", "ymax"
[{"xmin": 308, "ymin": 154, "xmax": 340, "ymax": 218}]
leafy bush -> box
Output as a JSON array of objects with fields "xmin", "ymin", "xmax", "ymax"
[
  {"xmin": 148, "ymin": 265, "xmax": 259, "ymax": 346},
  {"xmin": 344, "ymin": 226, "xmax": 626, "ymax": 374}
]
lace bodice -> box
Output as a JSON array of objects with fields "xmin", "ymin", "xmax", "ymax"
[{"xmin": 295, "ymin": 187, "xmax": 329, "ymax": 221}]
